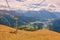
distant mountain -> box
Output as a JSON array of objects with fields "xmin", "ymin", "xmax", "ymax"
[
  {"xmin": 49, "ymin": 19, "xmax": 60, "ymax": 33},
  {"xmin": 0, "ymin": 10, "xmax": 38, "ymax": 27},
  {"xmin": 0, "ymin": 9, "xmax": 60, "ymax": 27},
  {"xmin": 9, "ymin": 9, "xmax": 60, "ymax": 21},
  {"xmin": 20, "ymin": 10, "xmax": 59, "ymax": 20},
  {"xmin": 53, "ymin": 12, "xmax": 60, "ymax": 18}
]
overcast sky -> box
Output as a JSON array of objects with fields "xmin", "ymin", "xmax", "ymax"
[{"xmin": 0, "ymin": 0, "xmax": 60, "ymax": 11}]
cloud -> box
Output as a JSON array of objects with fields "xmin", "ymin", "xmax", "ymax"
[
  {"xmin": 0, "ymin": 0, "xmax": 60, "ymax": 11},
  {"xmin": 25, "ymin": 4, "xmax": 48, "ymax": 8},
  {"xmin": 16, "ymin": 0, "xmax": 26, "ymax": 2}
]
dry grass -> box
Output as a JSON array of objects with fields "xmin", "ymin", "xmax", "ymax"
[{"xmin": 0, "ymin": 24, "xmax": 60, "ymax": 40}]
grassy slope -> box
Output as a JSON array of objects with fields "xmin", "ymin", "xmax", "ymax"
[{"xmin": 0, "ymin": 24, "xmax": 60, "ymax": 40}]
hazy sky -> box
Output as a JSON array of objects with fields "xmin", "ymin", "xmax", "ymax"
[{"xmin": 0, "ymin": 0, "xmax": 60, "ymax": 11}]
